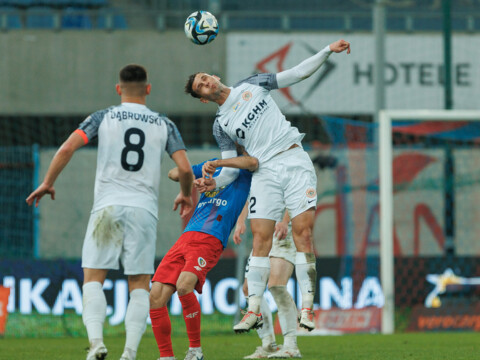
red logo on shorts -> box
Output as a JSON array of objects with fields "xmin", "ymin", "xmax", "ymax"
[
  {"xmin": 198, "ymin": 257, "xmax": 207, "ymax": 267},
  {"xmin": 306, "ymin": 188, "xmax": 316, "ymax": 198}
]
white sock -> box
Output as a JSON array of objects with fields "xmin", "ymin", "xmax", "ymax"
[
  {"xmin": 246, "ymin": 257, "xmax": 270, "ymax": 313},
  {"xmin": 295, "ymin": 252, "xmax": 316, "ymax": 309},
  {"xmin": 124, "ymin": 288, "xmax": 149, "ymax": 357},
  {"xmin": 270, "ymin": 285, "xmax": 297, "ymax": 342},
  {"xmin": 257, "ymin": 296, "xmax": 275, "ymax": 348},
  {"xmin": 82, "ymin": 281, "xmax": 107, "ymax": 343}
]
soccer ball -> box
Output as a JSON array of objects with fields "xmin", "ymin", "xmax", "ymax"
[{"xmin": 184, "ymin": 11, "xmax": 219, "ymax": 45}]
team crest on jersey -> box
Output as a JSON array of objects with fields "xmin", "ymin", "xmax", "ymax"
[
  {"xmin": 242, "ymin": 91, "xmax": 252, "ymax": 101},
  {"xmin": 204, "ymin": 186, "xmax": 225, "ymax": 198},
  {"xmin": 198, "ymin": 257, "xmax": 207, "ymax": 267},
  {"xmin": 233, "ymin": 102, "xmax": 241, "ymax": 112},
  {"xmin": 306, "ymin": 188, "xmax": 316, "ymax": 198}
]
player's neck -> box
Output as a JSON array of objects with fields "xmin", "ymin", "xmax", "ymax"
[
  {"xmin": 121, "ymin": 96, "xmax": 146, "ymax": 105},
  {"xmin": 216, "ymin": 87, "xmax": 231, "ymax": 106}
]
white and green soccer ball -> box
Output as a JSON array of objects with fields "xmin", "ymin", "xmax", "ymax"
[{"xmin": 184, "ymin": 11, "xmax": 219, "ymax": 45}]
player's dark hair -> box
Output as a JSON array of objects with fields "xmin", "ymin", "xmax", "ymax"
[
  {"xmin": 185, "ymin": 72, "xmax": 201, "ymax": 98},
  {"xmin": 119, "ymin": 64, "xmax": 147, "ymax": 83}
]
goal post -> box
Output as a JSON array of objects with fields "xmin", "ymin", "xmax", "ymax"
[{"xmin": 379, "ymin": 110, "xmax": 480, "ymax": 334}]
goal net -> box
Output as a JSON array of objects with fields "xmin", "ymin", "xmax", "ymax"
[{"xmin": 379, "ymin": 110, "xmax": 480, "ymax": 334}]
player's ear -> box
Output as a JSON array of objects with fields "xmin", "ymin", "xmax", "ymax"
[
  {"xmin": 200, "ymin": 98, "xmax": 209, "ymax": 104},
  {"xmin": 115, "ymin": 84, "xmax": 122, "ymax": 95},
  {"xmin": 213, "ymin": 75, "xmax": 221, "ymax": 81},
  {"xmin": 146, "ymin": 83, "xmax": 152, "ymax": 95}
]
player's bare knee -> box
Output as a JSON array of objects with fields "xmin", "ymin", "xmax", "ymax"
[
  {"xmin": 149, "ymin": 288, "xmax": 167, "ymax": 309},
  {"xmin": 177, "ymin": 286, "xmax": 194, "ymax": 297}
]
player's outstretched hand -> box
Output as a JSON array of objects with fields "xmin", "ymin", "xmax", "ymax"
[
  {"xmin": 26, "ymin": 183, "xmax": 55, "ymax": 207},
  {"xmin": 330, "ymin": 39, "xmax": 351, "ymax": 54},
  {"xmin": 202, "ymin": 160, "xmax": 218, "ymax": 179},
  {"xmin": 194, "ymin": 177, "xmax": 216, "ymax": 193},
  {"xmin": 233, "ymin": 221, "xmax": 246, "ymax": 245},
  {"xmin": 173, "ymin": 192, "xmax": 194, "ymax": 219},
  {"xmin": 274, "ymin": 221, "xmax": 288, "ymax": 240}
]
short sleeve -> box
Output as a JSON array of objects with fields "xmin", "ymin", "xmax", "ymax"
[
  {"xmin": 77, "ymin": 108, "xmax": 110, "ymax": 142},
  {"xmin": 233, "ymin": 73, "xmax": 278, "ymax": 91},
  {"xmin": 164, "ymin": 117, "xmax": 187, "ymax": 156},
  {"xmin": 213, "ymin": 118, "xmax": 236, "ymax": 152}
]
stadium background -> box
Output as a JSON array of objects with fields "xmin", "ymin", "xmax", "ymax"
[{"xmin": 2, "ymin": 0, "xmax": 480, "ymax": 339}]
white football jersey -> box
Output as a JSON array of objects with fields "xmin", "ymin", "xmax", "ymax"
[
  {"xmin": 213, "ymin": 73, "xmax": 304, "ymax": 163},
  {"xmin": 78, "ymin": 102, "xmax": 186, "ymax": 218}
]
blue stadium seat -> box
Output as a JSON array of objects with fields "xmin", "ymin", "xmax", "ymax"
[
  {"xmin": 61, "ymin": 7, "xmax": 92, "ymax": 28},
  {"xmin": 0, "ymin": 6, "xmax": 22, "ymax": 29},
  {"xmin": 96, "ymin": 10, "xmax": 126, "ymax": 29},
  {"xmin": 26, "ymin": 6, "xmax": 57, "ymax": 28}
]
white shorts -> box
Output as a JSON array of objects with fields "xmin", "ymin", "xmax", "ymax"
[
  {"xmin": 245, "ymin": 223, "xmax": 296, "ymax": 277},
  {"xmin": 248, "ymin": 147, "xmax": 317, "ymax": 222},
  {"xmin": 82, "ymin": 205, "xmax": 156, "ymax": 275}
]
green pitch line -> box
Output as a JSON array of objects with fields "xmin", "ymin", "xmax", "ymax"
[{"xmin": 1, "ymin": 332, "xmax": 480, "ymax": 360}]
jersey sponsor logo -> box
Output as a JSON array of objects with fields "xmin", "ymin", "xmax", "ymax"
[
  {"xmin": 198, "ymin": 257, "xmax": 207, "ymax": 267},
  {"xmin": 306, "ymin": 188, "xmax": 316, "ymax": 198},
  {"xmin": 235, "ymin": 99, "xmax": 268, "ymax": 140},
  {"xmin": 232, "ymin": 102, "xmax": 241, "ymax": 112},
  {"xmin": 185, "ymin": 311, "xmax": 199, "ymax": 319},
  {"xmin": 194, "ymin": 266, "xmax": 202, "ymax": 271},
  {"xmin": 204, "ymin": 185, "xmax": 225, "ymax": 198},
  {"xmin": 197, "ymin": 198, "xmax": 229, "ymax": 208},
  {"xmin": 242, "ymin": 91, "xmax": 252, "ymax": 101}
]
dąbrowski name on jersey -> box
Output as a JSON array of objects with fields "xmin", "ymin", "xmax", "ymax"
[{"xmin": 110, "ymin": 110, "xmax": 163, "ymax": 126}]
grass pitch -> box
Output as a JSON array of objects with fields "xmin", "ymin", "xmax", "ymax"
[{"xmin": 1, "ymin": 332, "xmax": 480, "ymax": 360}]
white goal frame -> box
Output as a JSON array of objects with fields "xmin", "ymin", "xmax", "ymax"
[{"xmin": 379, "ymin": 110, "xmax": 480, "ymax": 334}]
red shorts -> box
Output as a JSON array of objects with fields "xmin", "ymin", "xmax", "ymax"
[{"xmin": 152, "ymin": 231, "xmax": 223, "ymax": 294}]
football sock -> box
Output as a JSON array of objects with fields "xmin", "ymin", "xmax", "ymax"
[
  {"xmin": 270, "ymin": 285, "xmax": 297, "ymax": 347},
  {"xmin": 295, "ymin": 252, "xmax": 316, "ymax": 309},
  {"xmin": 246, "ymin": 257, "xmax": 270, "ymax": 313},
  {"xmin": 150, "ymin": 306, "xmax": 174, "ymax": 357},
  {"xmin": 257, "ymin": 296, "xmax": 275, "ymax": 348},
  {"xmin": 82, "ymin": 281, "xmax": 106, "ymax": 343},
  {"xmin": 124, "ymin": 288, "xmax": 149, "ymax": 357},
  {"xmin": 179, "ymin": 292, "xmax": 202, "ymax": 348}
]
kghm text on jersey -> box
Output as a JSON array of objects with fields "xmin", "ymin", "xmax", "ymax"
[
  {"xmin": 235, "ymin": 99, "xmax": 268, "ymax": 139},
  {"xmin": 110, "ymin": 110, "xmax": 163, "ymax": 126}
]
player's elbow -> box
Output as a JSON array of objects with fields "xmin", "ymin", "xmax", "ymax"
[{"xmin": 168, "ymin": 168, "xmax": 180, "ymax": 182}]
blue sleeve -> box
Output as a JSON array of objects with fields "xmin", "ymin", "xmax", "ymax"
[
  {"xmin": 192, "ymin": 158, "xmax": 220, "ymax": 179},
  {"xmin": 192, "ymin": 162, "xmax": 204, "ymax": 179}
]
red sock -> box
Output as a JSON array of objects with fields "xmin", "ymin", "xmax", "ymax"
[
  {"xmin": 179, "ymin": 292, "xmax": 201, "ymax": 348},
  {"xmin": 150, "ymin": 306, "xmax": 174, "ymax": 357}
]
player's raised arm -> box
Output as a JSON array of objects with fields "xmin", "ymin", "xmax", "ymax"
[{"xmin": 276, "ymin": 39, "xmax": 350, "ymax": 89}]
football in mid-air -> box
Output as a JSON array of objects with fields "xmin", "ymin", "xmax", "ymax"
[{"xmin": 184, "ymin": 11, "xmax": 219, "ymax": 45}]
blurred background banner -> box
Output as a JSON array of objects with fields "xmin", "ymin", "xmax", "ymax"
[{"xmin": 1, "ymin": 0, "xmax": 480, "ymax": 338}]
